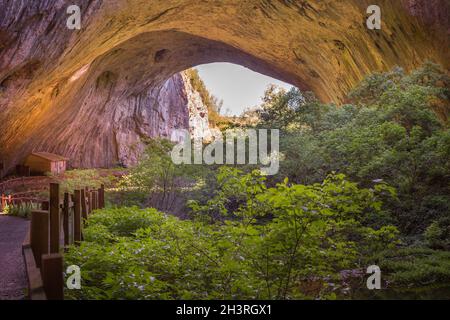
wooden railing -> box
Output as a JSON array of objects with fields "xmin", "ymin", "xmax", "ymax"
[
  {"xmin": 0, "ymin": 176, "xmax": 51, "ymax": 197},
  {"xmin": 22, "ymin": 183, "xmax": 105, "ymax": 300}
]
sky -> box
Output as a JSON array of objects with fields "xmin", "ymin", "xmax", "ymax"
[{"xmin": 195, "ymin": 63, "xmax": 293, "ymax": 116}]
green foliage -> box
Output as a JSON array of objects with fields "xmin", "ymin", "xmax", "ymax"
[
  {"xmin": 349, "ymin": 62, "xmax": 449, "ymax": 108},
  {"xmin": 369, "ymin": 247, "xmax": 450, "ymax": 287},
  {"xmin": 188, "ymin": 167, "xmax": 268, "ymax": 223},
  {"xmin": 257, "ymin": 85, "xmax": 298, "ymax": 130},
  {"xmin": 66, "ymin": 169, "xmax": 398, "ymax": 300},
  {"xmin": 107, "ymin": 189, "xmax": 148, "ymax": 208},
  {"xmin": 190, "ymin": 168, "xmax": 399, "ymax": 298},
  {"xmin": 49, "ymin": 169, "xmax": 116, "ymax": 194},
  {"xmin": 119, "ymin": 139, "xmax": 176, "ymax": 192},
  {"xmin": 118, "ymin": 139, "xmax": 201, "ymax": 211},
  {"xmin": 257, "ymin": 62, "xmax": 449, "ymax": 234},
  {"xmin": 65, "ymin": 63, "xmax": 449, "ymax": 300},
  {"xmin": 5, "ymin": 202, "xmax": 40, "ymax": 219},
  {"xmin": 424, "ymin": 217, "xmax": 450, "ymax": 250},
  {"xmin": 84, "ymin": 206, "xmax": 163, "ymax": 238}
]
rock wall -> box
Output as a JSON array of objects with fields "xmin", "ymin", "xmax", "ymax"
[
  {"xmin": 112, "ymin": 73, "xmax": 192, "ymax": 168},
  {"xmin": 0, "ymin": 66, "xmax": 207, "ymax": 170},
  {"xmin": 0, "ymin": 0, "xmax": 448, "ymax": 175},
  {"xmin": 181, "ymin": 72, "xmax": 215, "ymax": 142}
]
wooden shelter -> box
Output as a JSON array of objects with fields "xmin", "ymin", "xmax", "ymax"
[{"xmin": 24, "ymin": 152, "xmax": 68, "ymax": 175}]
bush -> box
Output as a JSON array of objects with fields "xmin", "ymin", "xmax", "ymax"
[
  {"xmin": 49, "ymin": 169, "xmax": 117, "ymax": 194},
  {"xmin": 118, "ymin": 138, "xmax": 204, "ymax": 211},
  {"xmin": 424, "ymin": 217, "xmax": 450, "ymax": 250},
  {"xmin": 66, "ymin": 169, "xmax": 399, "ymax": 300},
  {"xmin": 5, "ymin": 202, "xmax": 40, "ymax": 219},
  {"xmin": 84, "ymin": 206, "xmax": 164, "ymax": 238},
  {"xmin": 369, "ymin": 247, "xmax": 450, "ymax": 287},
  {"xmin": 256, "ymin": 62, "xmax": 450, "ymax": 235}
]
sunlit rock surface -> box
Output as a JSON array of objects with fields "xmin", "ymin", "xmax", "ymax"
[
  {"xmin": 181, "ymin": 72, "xmax": 214, "ymax": 142},
  {"xmin": 0, "ymin": 0, "xmax": 448, "ymax": 174}
]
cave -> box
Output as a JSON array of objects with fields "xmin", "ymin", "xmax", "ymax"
[{"xmin": 0, "ymin": 0, "xmax": 448, "ymax": 175}]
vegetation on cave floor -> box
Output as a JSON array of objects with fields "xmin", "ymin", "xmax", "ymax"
[{"xmin": 64, "ymin": 62, "xmax": 449, "ymax": 300}]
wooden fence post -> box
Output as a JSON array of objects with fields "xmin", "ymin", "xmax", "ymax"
[
  {"xmin": 41, "ymin": 253, "xmax": 64, "ymax": 300},
  {"xmin": 73, "ymin": 190, "xmax": 82, "ymax": 243},
  {"xmin": 98, "ymin": 184, "xmax": 105, "ymax": 209},
  {"xmin": 63, "ymin": 192, "xmax": 70, "ymax": 246},
  {"xmin": 41, "ymin": 201, "xmax": 49, "ymax": 211},
  {"xmin": 92, "ymin": 191, "xmax": 98, "ymax": 211},
  {"xmin": 30, "ymin": 210, "xmax": 49, "ymax": 268},
  {"xmin": 49, "ymin": 183, "xmax": 60, "ymax": 253},
  {"xmin": 86, "ymin": 187, "xmax": 92, "ymax": 215},
  {"xmin": 80, "ymin": 189, "xmax": 87, "ymax": 221}
]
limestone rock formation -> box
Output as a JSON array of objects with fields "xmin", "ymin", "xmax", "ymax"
[
  {"xmin": 112, "ymin": 73, "xmax": 192, "ymax": 168},
  {"xmin": 181, "ymin": 72, "xmax": 215, "ymax": 142},
  {"xmin": 0, "ymin": 0, "xmax": 448, "ymax": 174}
]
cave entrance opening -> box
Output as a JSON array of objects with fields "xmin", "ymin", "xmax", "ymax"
[
  {"xmin": 172, "ymin": 62, "xmax": 296, "ymax": 144},
  {"xmin": 193, "ymin": 62, "xmax": 293, "ymax": 117}
]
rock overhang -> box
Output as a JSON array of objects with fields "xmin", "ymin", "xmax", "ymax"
[{"xmin": 0, "ymin": 0, "xmax": 448, "ymax": 173}]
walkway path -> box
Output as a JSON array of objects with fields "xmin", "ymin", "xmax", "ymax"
[{"xmin": 0, "ymin": 215, "xmax": 29, "ymax": 300}]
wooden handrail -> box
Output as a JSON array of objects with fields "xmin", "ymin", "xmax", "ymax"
[{"xmin": 25, "ymin": 183, "xmax": 105, "ymax": 300}]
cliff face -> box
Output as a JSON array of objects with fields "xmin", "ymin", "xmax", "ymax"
[
  {"xmin": 111, "ymin": 73, "xmax": 192, "ymax": 168},
  {"xmin": 0, "ymin": 66, "xmax": 207, "ymax": 169},
  {"xmin": 0, "ymin": 0, "xmax": 448, "ymax": 174},
  {"xmin": 402, "ymin": 0, "xmax": 450, "ymax": 31},
  {"xmin": 181, "ymin": 72, "xmax": 216, "ymax": 142}
]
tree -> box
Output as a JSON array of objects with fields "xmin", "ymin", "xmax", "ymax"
[
  {"xmin": 119, "ymin": 139, "xmax": 199, "ymax": 211},
  {"xmin": 256, "ymin": 62, "xmax": 449, "ymax": 234}
]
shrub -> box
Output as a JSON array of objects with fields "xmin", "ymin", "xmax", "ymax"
[
  {"xmin": 424, "ymin": 217, "xmax": 450, "ymax": 250},
  {"xmin": 49, "ymin": 169, "xmax": 117, "ymax": 194},
  {"xmin": 369, "ymin": 247, "xmax": 450, "ymax": 287},
  {"xmin": 66, "ymin": 169, "xmax": 399, "ymax": 300},
  {"xmin": 6, "ymin": 202, "xmax": 40, "ymax": 219},
  {"xmin": 118, "ymin": 138, "xmax": 203, "ymax": 211},
  {"xmin": 84, "ymin": 206, "xmax": 165, "ymax": 238},
  {"xmin": 255, "ymin": 62, "xmax": 450, "ymax": 235}
]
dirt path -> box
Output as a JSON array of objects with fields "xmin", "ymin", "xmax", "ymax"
[{"xmin": 0, "ymin": 215, "xmax": 29, "ymax": 300}]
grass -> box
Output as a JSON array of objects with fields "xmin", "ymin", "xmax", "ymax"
[
  {"xmin": 369, "ymin": 247, "xmax": 450, "ymax": 287},
  {"xmin": 4, "ymin": 202, "xmax": 41, "ymax": 219},
  {"xmin": 47, "ymin": 169, "xmax": 120, "ymax": 194}
]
